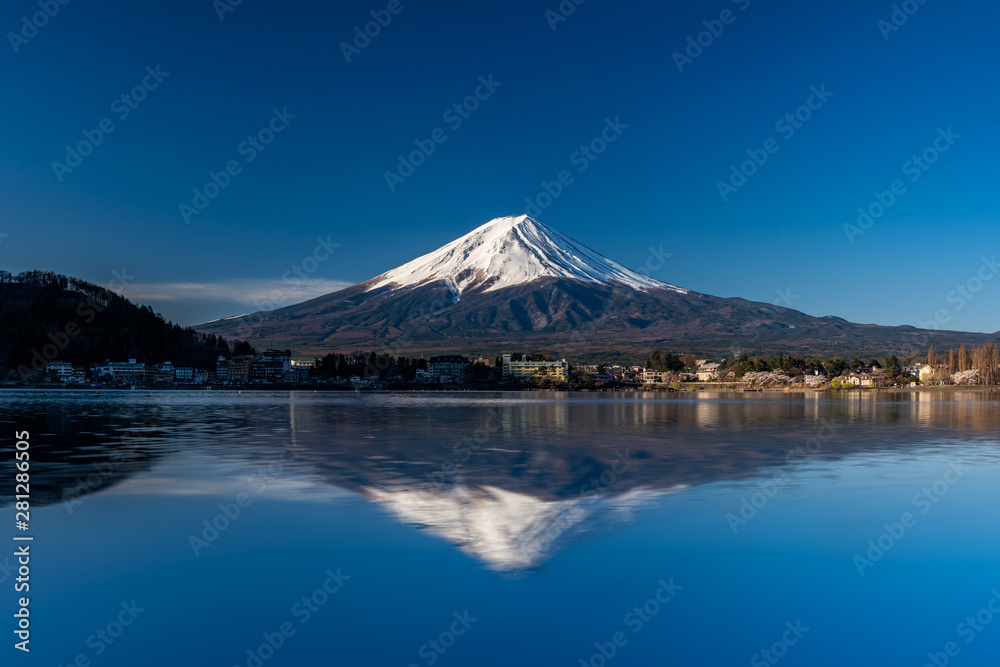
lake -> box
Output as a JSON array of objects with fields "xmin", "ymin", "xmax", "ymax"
[{"xmin": 2, "ymin": 390, "xmax": 999, "ymax": 666}]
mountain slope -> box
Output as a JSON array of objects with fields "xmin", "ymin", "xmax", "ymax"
[{"xmin": 197, "ymin": 215, "xmax": 995, "ymax": 357}]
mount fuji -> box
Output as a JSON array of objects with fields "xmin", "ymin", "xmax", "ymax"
[
  {"xmin": 197, "ymin": 215, "xmax": 991, "ymax": 357},
  {"xmin": 364, "ymin": 214, "xmax": 682, "ymax": 297}
]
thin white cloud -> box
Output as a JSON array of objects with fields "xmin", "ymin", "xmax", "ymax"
[{"xmin": 121, "ymin": 278, "xmax": 353, "ymax": 306}]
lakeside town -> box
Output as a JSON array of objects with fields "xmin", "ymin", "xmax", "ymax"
[{"xmin": 14, "ymin": 342, "xmax": 1000, "ymax": 391}]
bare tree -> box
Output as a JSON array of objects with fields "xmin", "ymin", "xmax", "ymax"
[{"xmin": 928, "ymin": 346, "xmax": 938, "ymax": 367}]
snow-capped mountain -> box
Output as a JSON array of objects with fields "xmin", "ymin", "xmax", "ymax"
[
  {"xmin": 366, "ymin": 215, "xmax": 687, "ymax": 297},
  {"xmin": 364, "ymin": 483, "xmax": 682, "ymax": 573},
  {"xmin": 197, "ymin": 214, "xmax": 986, "ymax": 356}
]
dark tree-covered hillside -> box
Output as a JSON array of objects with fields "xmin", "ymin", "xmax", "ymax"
[{"xmin": 0, "ymin": 270, "xmax": 231, "ymax": 379}]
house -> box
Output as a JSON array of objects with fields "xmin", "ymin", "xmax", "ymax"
[
  {"xmin": 502, "ymin": 354, "xmax": 568, "ymax": 381},
  {"xmin": 843, "ymin": 373, "xmax": 875, "ymax": 388},
  {"xmin": 696, "ymin": 363, "xmax": 720, "ymax": 381},
  {"xmin": 916, "ymin": 363, "xmax": 937, "ymax": 383}
]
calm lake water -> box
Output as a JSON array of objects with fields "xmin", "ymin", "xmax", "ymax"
[{"xmin": 3, "ymin": 390, "xmax": 1000, "ymax": 666}]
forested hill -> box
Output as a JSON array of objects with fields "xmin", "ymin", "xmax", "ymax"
[{"xmin": 0, "ymin": 271, "xmax": 231, "ymax": 380}]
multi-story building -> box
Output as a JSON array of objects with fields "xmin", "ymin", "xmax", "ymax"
[
  {"xmin": 91, "ymin": 361, "xmax": 113, "ymax": 380},
  {"xmin": 502, "ymin": 354, "xmax": 568, "ymax": 382},
  {"xmin": 148, "ymin": 362, "xmax": 175, "ymax": 384},
  {"xmin": 696, "ymin": 363, "xmax": 720, "ymax": 381},
  {"xmin": 228, "ymin": 356, "xmax": 253, "ymax": 384},
  {"xmin": 45, "ymin": 360, "xmax": 74, "ymax": 382},
  {"xmin": 108, "ymin": 359, "xmax": 147, "ymax": 384},
  {"xmin": 428, "ymin": 355, "xmax": 471, "ymax": 382},
  {"xmin": 642, "ymin": 369, "xmax": 669, "ymax": 384},
  {"xmin": 174, "ymin": 367, "xmax": 195, "ymax": 383},
  {"xmin": 250, "ymin": 349, "xmax": 291, "ymax": 384},
  {"xmin": 216, "ymin": 356, "xmax": 229, "ymax": 383},
  {"xmin": 290, "ymin": 358, "xmax": 316, "ymax": 383}
]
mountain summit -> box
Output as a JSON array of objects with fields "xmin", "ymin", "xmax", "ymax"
[
  {"xmin": 366, "ymin": 215, "xmax": 685, "ymax": 297},
  {"xmin": 197, "ymin": 215, "xmax": 992, "ymax": 357}
]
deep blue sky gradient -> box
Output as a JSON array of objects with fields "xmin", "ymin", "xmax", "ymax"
[{"xmin": 1, "ymin": 0, "xmax": 998, "ymax": 329}]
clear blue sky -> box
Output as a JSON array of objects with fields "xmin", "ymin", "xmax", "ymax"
[{"xmin": 2, "ymin": 0, "xmax": 998, "ymax": 331}]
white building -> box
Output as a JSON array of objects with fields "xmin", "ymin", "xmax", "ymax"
[
  {"xmin": 642, "ymin": 369, "xmax": 669, "ymax": 384},
  {"xmin": 46, "ymin": 360, "xmax": 74, "ymax": 381},
  {"xmin": 916, "ymin": 363, "xmax": 937, "ymax": 383},
  {"xmin": 502, "ymin": 354, "xmax": 568, "ymax": 381},
  {"xmin": 696, "ymin": 363, "xmax": 720, "ymax": 381},
  {"xmin": 108, "ymin": 359, "xmax": 146, "ymax": 384},
  {"xmin": 428, "ymin": 356, "xmax": 471, "ymax": 382}
]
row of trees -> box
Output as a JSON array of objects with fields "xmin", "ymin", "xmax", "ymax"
[
  {"xmin": 929, "ymin": 343, "xmax": 1000, "ymax": 386},
  {"xmin": 311, "ymin": 352, "xmax": 429, "ymax": 381}
]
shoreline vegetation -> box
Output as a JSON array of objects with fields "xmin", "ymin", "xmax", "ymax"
[{"xmin": 6, "ymin": 384, "xmax": 1000, "ymax": 395}]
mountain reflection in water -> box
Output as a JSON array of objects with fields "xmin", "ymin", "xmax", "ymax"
[{"xmin": 2, "ymin": 389, "xmax": 998, "ymax": 573}]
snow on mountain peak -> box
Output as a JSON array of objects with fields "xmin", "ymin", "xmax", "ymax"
[{"xmin": 365, "ymin": 215, "xmax": 687, "ymax": 295}]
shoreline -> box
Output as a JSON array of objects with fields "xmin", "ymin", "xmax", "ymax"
[{"xmin": 3, "ymin": 384, "xmax": 998, "ymax": 395}]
